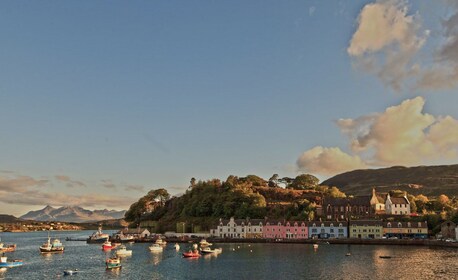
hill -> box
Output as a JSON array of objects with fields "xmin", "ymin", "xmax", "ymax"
[
  {"xmin": 321, "ymin": 164, "xmax": 458, "ymax": 196},
  {"xmin": 125, "ymin": 174, "xmax": 333, "ymax": 232},
  {"xmin": 20, "ymin": 206, "xmax": 126, "ymax": 223},
  {"xmin": 0, "ymin": 214, "xmax": 22, "ymax": 223}
]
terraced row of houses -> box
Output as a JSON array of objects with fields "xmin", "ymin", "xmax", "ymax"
[{"xmin": 210, "ymin": 217, "xmax": 428, "ymax": 239}]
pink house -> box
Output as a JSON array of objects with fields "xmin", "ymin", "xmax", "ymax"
[{"xmin": 262, "ymin": 221, "xmax": 308, "ymax": 239}]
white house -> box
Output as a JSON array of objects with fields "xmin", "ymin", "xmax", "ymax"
[
  {"xmin": 212, "ymin": 217, "xmax": 264, "ymax": 238},
  {"xmin": 385, "ymin": 194, "xmax": 410, "ymax": 215}
]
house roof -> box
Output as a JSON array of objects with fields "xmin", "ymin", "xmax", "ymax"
[
  {"xmin": 323, "ymin": 196, "xmax": 371, "ymax": 207},
  {"xmin": 384, "ymin": 221, "xmax": 427, "ymax": 228},
  {"xmin": 389, "ymin": 196, "xmax": 409, "ymax": 204},
  {"xmin": 350, "ymin": 220, "xmax": 383, "ymax": 226},
  {"xmin": 309, "ymin": 221, "xmax": 348, "ymax": 227}
]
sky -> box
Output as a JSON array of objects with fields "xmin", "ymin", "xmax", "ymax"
[{"xmin": 1, "ymin": 0, "xmax": 458, "ymax": 216}]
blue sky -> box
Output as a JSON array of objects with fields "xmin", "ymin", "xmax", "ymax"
[{"xmin": 1, "ymin": 1, "xmax": 458, "ymax": 215}]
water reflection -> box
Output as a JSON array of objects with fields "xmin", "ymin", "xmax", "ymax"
[{"xmin": 150, "ymin": 252, "xmax": 162, "ymax": 265}]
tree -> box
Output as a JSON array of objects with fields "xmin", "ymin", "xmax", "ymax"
[
  {"xmin": 329, "ymin": 186, "xmax": 346, "ymax": 198},
  {"xmin": 289, "ymin": 174, "xmax": 319, "ymax": 190},
  {"xmin": 147, "ymin": 188, "xmax": 171, "ymax": 207},
  {"xmin": 407, "ymin": 194, "xmax": 417, "ymax": 213},
  {"xmin": 190, "ymin": 177, "xmax": 196, "ymax": 188}
]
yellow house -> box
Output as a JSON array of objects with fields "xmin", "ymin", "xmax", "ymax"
[
  {"xmin": 383, "ymin": 221, "xmax": 428, "ymax": 239},
  {"xmin": 349, "ymin": 220, "xmax": 383, "ymax": 239}
]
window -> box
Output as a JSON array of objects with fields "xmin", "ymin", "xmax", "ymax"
[
  {"xmin": 330, "ymin": 228, "xmax": 334, "ymax": 233},
  {"xmin": 312, "ymin": 229, "xmax": 317, "ymax": 233},
  {"xmin": 338, "ymin": 229, "xmax": 344, "ymax": 233},
  {"xmin": 387, "ymin": 223, "xmax": 392, "ymax": 228},
  {"xmin": 339, "ymin": 223, "xmax": 343, "ymax": 227},
  {"xmin": 330, "ymin": 223, "xmax": 334, "ymax": 228},
  {"xmin": 398, "ymin": 223, "xmax": 402, "ymax": 228}
]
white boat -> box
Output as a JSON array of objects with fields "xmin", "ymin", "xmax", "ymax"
[
  {"xmin": 199, "ymin": 239, "xmax": 212, "ymax": 247},
  {"xmin": 313, "ymin": 244, "xmax": 319, "ymax": 249},
  {"xmin": 155, "ymin": 237, "xmax": 167, "ymax": 246},
  {"xmin": 149, "ymin": 244, "xmax": 163, "ymax": 252},
  {"xmin": 200, "ymin": 247, "xmax": 222, "ymax": 254},
  {"xmin": 116, "ymin": 245, "xmax": 132, "ymax": 256},
  {"xmin": 119, "ymin": 235, "xmax": 134, "ymax": 242},
  {"xmin": 174, "ymin": 243, "xmax": 180, "ymax": 250}
]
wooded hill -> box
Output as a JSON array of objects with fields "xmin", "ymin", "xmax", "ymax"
[
  {"xmin": 125, "ymin": 174, "xmax": 346, "ymax": 232},
  {"xmin": 322, "ymin": 165, "xmax": 458, "ymax": 196}
]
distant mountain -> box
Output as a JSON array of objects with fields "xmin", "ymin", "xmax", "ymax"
[
  {"xmin": 20, "ymin": 206, "xmax": 126, "ymax": 223},
  {"xmin": 321, "ymin": 164, "xmax": 458, "ymax": 196},
  {"xmin": 0, "ymin": 214, "xmax": 22, "ymax": 223}
]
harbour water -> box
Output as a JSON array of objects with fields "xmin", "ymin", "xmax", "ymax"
[{"xmin": 1, "ymin": 231, "xmax": 457, "ymax": 279}]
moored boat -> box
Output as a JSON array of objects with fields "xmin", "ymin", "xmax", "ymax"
[
  {"xmin": 40, "ymin": 236, "xmax": 64, "ymax": 253},
  {"xmin": 182, "ymin": 250, "xmax": 200, "ymax": 258},
  {"xmin": 106, "ymin": 257, "xmax": 122, "ymax": 269},
  {"xmin": 200, "ymin": 247, "xmax": 222, "ymax": 255},
  {"xmin": 115, "ymin": 245, "xmax": 132, "ymax": 257},
  {"xmin": 87, "ymin": 226, "xmax": 110, "ymax": 243},
  {"xmin": 102, "ymin": 240, "xmax": 116, "ymax": 250},
  {"xmin": 0, "ymin": 255, "xmax": 23, "ymax": 268},
  {"xmin": 313, "ymin": 244, "xmax": 319, "ymax": 249},
  {"xmin": 155, "ymin": 237, "xmax": 167, "ymax": 246},
  {"xmin": 0, "ymin": 244, "xmax": 16, "ymax": 253},
  {"xmin": 63, "ymin": 269, "xmax": 78, "ymax": 275},
  {"xmin": 149, "ymin": 244, "xmax": 163, "ymax": 252},
  {"xmin": 199, "ymin": 239, "xmax": 212, "ymax": 247},
  {"xmin": 174, "ymin": 243, "xmax": 180, "ymax": 251}
]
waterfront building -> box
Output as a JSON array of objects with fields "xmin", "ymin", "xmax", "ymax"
[
  {"xmin": 115, "ymin": 227, "xmax": 151, "ymax": 240},
  {"xmin": 385, "ymin": 194, "xmax": 410, "ymax": 215},
  {"xmin": 383, "ymin": 221, "xmax": 428, "ymax": 239},
  {"xmin": 263, "ymin": 220, "xmax": 286, "ymax": 239},
  {"xmin": 369, "ymin": 188, "xmax": 386, "ymax": 214},
  {"xmin": 308, "ymin": 221, "xmax": 348, "ymax": 239},
  {"xmin": 440, "ymin": 221, "xmax": 456, "ymax": 239},
  {"xmin": 213, "ymin": 217, "xmax": 264, "ymax": 238},
  {"xmin": 262, "ymin": 221, "xmax": 308, "ymax": 239},
  {"xmin": 319, "ymin": 196, "xmax": 373, "ymax": 220},
  {"xmin": 349, "ymin": 220, "xmax": 383, "ymax": 239}
]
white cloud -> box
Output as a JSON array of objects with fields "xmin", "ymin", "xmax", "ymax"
[
  {"xmin": 297, "ymin": 146, "xmax": 367, "ymax": 176},
  {"xmin": 297, "ymin": 97, "xmax": 458, "ymax": 176},
  {"xmin": 348, "ymin": 0, "xmax": 427, "ymax": 91}
]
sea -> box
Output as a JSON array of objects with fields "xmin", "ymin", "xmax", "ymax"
[{"xmin": 0, "ymin": 231, "xmax": 457, "ymax": 280}]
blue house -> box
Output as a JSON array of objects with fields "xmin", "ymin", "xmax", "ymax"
[{"xmin": 308, "ymin": 221, "xmax": 348, "ymax": 239}]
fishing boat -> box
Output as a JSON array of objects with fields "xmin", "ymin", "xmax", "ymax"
[
  {"xmin": 0, "ymin": 255, "xmax": 23, "ymax": 268},
  {"xmin": 0, "ymin": 244, "xmax": 16, "ymax": 253},
  {"xmin": 174, "ymin": 243, "xmax": 180, "ymax": 251},
  {"xmin": 106, "ymin": 257, "xmax": 122, "ymax": 269},
  {"xmin": 182, "ymin": 250, "xmax": 200, "ymax": 258},
  {"xmin": 149, "ymin": 244, "xmax": 163, "ymax": 252},
  {"xmin": 199, "ymin": 239, "xmax": 212, "ymax": 247},
  {"xmin": 63, "ymin": 269, "xmax": 78, "ymax": 276},
  {"xmin": 115, "ymin": 245, "xmax": 132, "ymax": 257},
  {"xmin": 40, "ymin": 236, "xmax": 64, "ymax": 253},
  {"xmin": 87, "ymin": 226, "xmax": 110, "ymax": 243}
]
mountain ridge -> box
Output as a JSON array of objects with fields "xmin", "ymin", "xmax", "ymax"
[
  {"xmin": 321, "ymin": 164, "xmax": 458, "ymax": 196},
  {"xmin": 20, "ymin": 206, "xmax": 126, "ymax": 223}
]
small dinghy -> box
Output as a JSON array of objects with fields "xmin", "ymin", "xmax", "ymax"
[{"xmin": 63, "ymin": 269, "xmax": 78, "ymax": 276}]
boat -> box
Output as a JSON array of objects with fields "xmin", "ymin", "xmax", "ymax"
[
  {"xmin": 149, "ymin": 244, "xmax": 163, "ymax": 252},
  {"xmin": 0, "ymin": 255, "xmax": 23, "ymax": 268},
  {"xmin": 40, "ymin": 236, "xmax": 64, "ymax": 253},
  {"xmin": 174, "ymin": 243, "xmax": 180, "ymax": 251},
  {"xmin": 155, "ymin": 237, "xmax": 167, "ymax": 246},
  {"xmin": 313, "ymin": 244, "xmax": 319, "ymax": 249},
  {"xmin": 200, "ymin": 247, "xmax": 222, "ymax": 254},
  {"xmin": 106, "ymin": 257, "xmax": 122, "ymax": 269},
  {"xmin": 199, "ymin": 239, "xmax": 212, "ymax": 247},
  {"xmin": 115, "ymin": 245, "xmax": 132, "ymax": 257},
  {"xmin": 87, "ymin": 226, "xmax": 110, "ymax": 243},
  {"xmin": 0, "ymin": 244, "xmax": 16, "ymax": 253},
  {"xmin": 379, "ymin": 256, "xmax": 392, "ymax": 259},
  {"xmin": 63, "ymin": 269, "xmax": 78, "ymax": 276},
  {"xmin": 182, "ymin": 250, "xmax": 200, "ymax": 258},
  {"xmin": 119, "ymin": 235, "xmax": 134, "ymax": 242},
  {"xmin": 102, "ymin": 241, "xmax": 116, "ymax": 250},
  {"xmin": 346, "ymin": 253, "xmax": 351, "ymax": 256}
]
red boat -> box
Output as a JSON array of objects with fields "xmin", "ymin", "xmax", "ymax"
[
  {"xmin": 102, "ymin": 241, "xmax": 114, "ymax": 250},
  {"xmin": 182, "ymin": 250, "xmax": 200, "ymax": 258}
]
